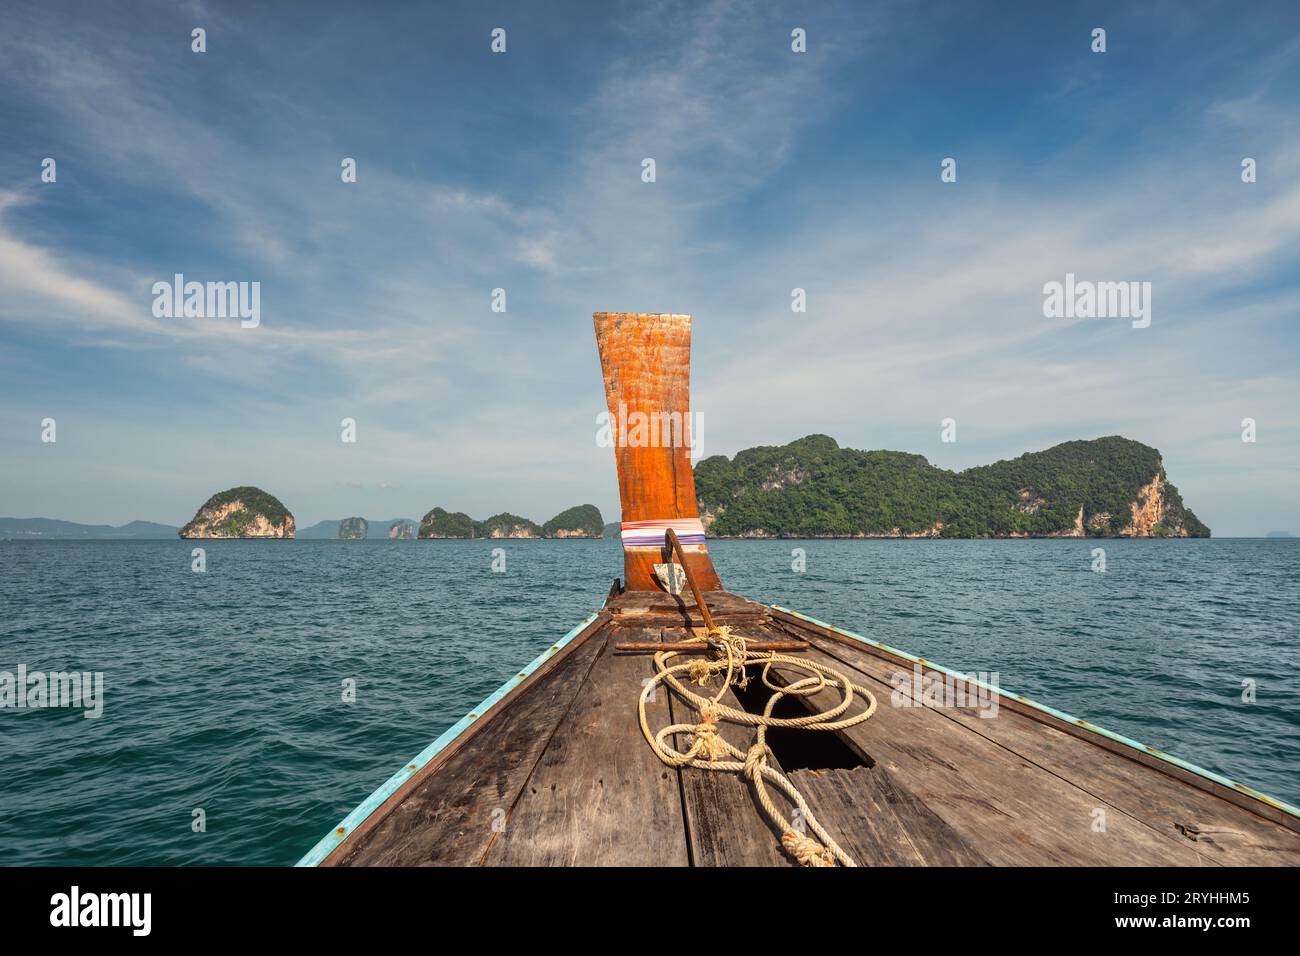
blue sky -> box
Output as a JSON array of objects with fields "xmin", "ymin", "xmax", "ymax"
[{"xmin": 1, "ymin": 0, "xmax": 1298, "ymax": 534}]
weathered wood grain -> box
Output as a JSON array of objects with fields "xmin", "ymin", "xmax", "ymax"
[
  {"xmin": 483, "ymin": 625, "xmax": 690, "ymax": 866},
  {"xmin": 773, "ymin": 609, "xmax": 1300, "ymax": 835},
  {"xmin": 606, "ymin": 589, "xmax": 769, "ymax": 629},
  {"xmin": 761, "ymin": 646, "xmax": 1209, "ymax": 865},
  {"xmin": 791, "ymin": 766, "xmax": 992, "ymax": 866},
  {"xmin": 616, "ymin": 639, "xmax": 806, "ymax": 653},
  {"xmin": 332, "ymin": 630, "xmax": 606, "ymax": 866},
  {"xmin": 800, "ymin": 629, "xmax": 1300, "ymax": 866}
]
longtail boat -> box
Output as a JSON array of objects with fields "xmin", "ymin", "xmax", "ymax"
[{"xmin": 300, "ymin": 312, "xmax": 1300, "ymax": 867}]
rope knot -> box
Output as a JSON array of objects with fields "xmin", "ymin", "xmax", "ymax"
[
  {"xmin": 686, "ymin": 657, "xmax": 714, "ymax": 686},
  {"xmin": 782, "ymin": 830, "xmax": 836, "ymax": 868},
  {"xmin": 711, "ymin": 625, "xmax": 750, "ymax": 689},
  {"xmin": 743, "ymin": 742, "xmax": 772, "ymax": 779},
  {"xmin": 691, "ymin": 705, "xmax": 729, "ymax": 761}
]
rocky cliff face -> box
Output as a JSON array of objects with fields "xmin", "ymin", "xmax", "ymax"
[
  {"xmin": 478, "ymin": 513, "xmax": 542, "ymax": 538},
  {"xmin": 1115, "ymin": 470, "xmax": 1199, "ymax": 537},
  {"xmin": 1123, "ymin": 474, "xmax": 1166, "ymax": 536},
  {"xmin": 388, "ymin": 520, "xmax": 416, "ymax": 539},
  {"xmin": 179, "ymin": 487, "xmax": 295, "ymax": 538},
  {"xmin": 486, "ymin": 525, "xmax": 540, "ymax": 538},
  {"xmin": 338, "ymin": 517, "xmax": 368, "ymax": 539}
]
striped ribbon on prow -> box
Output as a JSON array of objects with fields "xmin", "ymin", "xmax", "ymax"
[{"xmin": 620, "ymin": 518, "xmax": 707, "ymax": 551}]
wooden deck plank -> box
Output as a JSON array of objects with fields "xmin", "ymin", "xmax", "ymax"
[
  {"xmin": 799, "ymin": 629, "xmax": 1300, "ymax": 867},
  {"xmin": 791, "ymin": 766, "xmax": 992, "ymax": 866},
  {"xmin": 758, "ymin": 644, "xmax": 1209, "ymax": 865},
  {"xmin": 483, "ymin": 626, "xmax": 690, "ymax": 866},
  {"xmin": 332, "ymin": 629, "xmax": 606, "ymax": 866}
]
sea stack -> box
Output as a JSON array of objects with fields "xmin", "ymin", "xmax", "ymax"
[
  {"xmin": 388, "ymin": 520, "xmax": 416, "ymax": 539},
  {"xmin": 338, "ymin": 517, "xmax": 368, "ymax": 539},
  {"xmin": 178, "ymin": 487, "xmax": 295, "ymax": 538}
]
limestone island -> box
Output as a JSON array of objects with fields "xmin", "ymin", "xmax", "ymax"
[
  {"xmin": 418, "ymin": 504, "xmax": 604, "ymax": 539},
  {"xmin": 695, "ymin": 435, "xmax": 1210, "ymax": 538},
  {"xmin": 178, "ymin": 486, "xmax": 295, "ymax": 539},
  {"xmin": 338, "ymin": 517, "xmax": 368, "ymax": 539},
  {"xmin": 388, "ymin": 519, "xmax": 416, "ymax": 539}
]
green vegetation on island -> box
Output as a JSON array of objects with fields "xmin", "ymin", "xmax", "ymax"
[
  {"xmin": 179, "ymin": 486, "xmax": 296, "ymax": 538},
  {"xmin": 542, "ymin": 504, "xmax": 605, "ymax": 538},
  {"xmin": 476, "ymin": 513, "xmax": 543, "ymax": 538},
  {"xmin": 417, "ymin": 504, "xmax": 605, "ymax": 539},
  {"xmin": 694, "ymin": 435, "xmax": 1209, "ymax": 538},
  {"xmin": 418, "ymin": 508, "xmax": 478, "ymax": 538}
]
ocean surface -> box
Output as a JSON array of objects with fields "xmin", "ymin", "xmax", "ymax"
[{"xmin": 1, "ymin": 537, "xmax": 1297, "ymax": 866}]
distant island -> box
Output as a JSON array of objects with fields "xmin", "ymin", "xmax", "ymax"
[
  {"xmin": 1265, "ymin": 531, "xmax": 1295, "ymax": 538},
  {"xmin": 338, "ymin": 517, "xmax": 368, "ymax": 539},
  {"xmin": 0, "ymin": 518, "xmax": 179, "ymax": 539},
  {"xmin": 694, "ymin": 435, "xmax": 1210, "ymax": 538},
  {"xmin": 179, "ymin": 487, "xmax": 295, "ymax": 539},
  {"xmin": 419, "ymin": 504, "xmax": 604, "ymax": 539}
]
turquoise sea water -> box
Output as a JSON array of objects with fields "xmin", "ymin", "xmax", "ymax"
[{"xmin": 1, "ymin": 537, "xmax": 1297, "ymax": 866}]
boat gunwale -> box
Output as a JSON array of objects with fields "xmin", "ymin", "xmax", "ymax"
[
  {"xmin": 297, "ymin": 609, "xmax": 610, "ymax": 867},
  {"xmin": 771, "ymin": 605, "xmax": 1300, "ymax": 831}
]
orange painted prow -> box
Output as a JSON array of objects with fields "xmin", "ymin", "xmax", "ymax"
[{"xmin": 593, "ymin": 312, "xmax": 722, "ymax": 592}]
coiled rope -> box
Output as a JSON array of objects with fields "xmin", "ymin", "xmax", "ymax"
[{"xmin": 637, "ymin": 623, "xmax": 878, "ymax": 867}]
